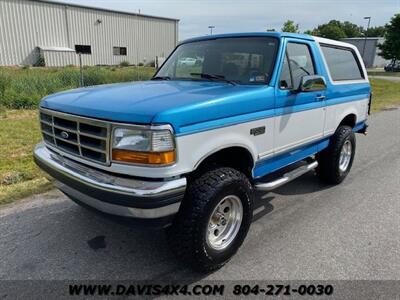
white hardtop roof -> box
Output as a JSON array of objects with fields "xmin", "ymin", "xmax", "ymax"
[
  {"xmin": 313, "ymin": 36, "xmax": 359, "ymax": 52},
  {"xmin": 342, "ymin": 37, "xmax": 383, "ymax": 40}
]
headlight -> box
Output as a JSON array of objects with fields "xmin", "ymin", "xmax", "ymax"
[{"xmin": 112, "ymin": 127, "xmax": 176, "ymax": 165}]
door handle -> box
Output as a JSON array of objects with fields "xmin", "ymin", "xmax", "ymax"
[{"xmin": 315, "ymin": 95, "xmax": 326, "ymax": 101}]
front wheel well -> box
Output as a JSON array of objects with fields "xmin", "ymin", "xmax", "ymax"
[{"xmin": 192, "ymin": 147, "xmax": 254, "ymax": 179}]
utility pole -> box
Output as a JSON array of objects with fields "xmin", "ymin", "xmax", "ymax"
[
  {"xmin": 362, "ymin": 16, "xmax": 371, "ymax": 65},
  {"xmin": 79, "ymin": 53, "xmax": 84, "ymax": 87},
  {"xmin": 208, "ymin": 25, "xmax": 215, "ymax": 35}
]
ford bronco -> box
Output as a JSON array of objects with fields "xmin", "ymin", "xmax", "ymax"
[{"xmin": 34, "ymin": 32, "xmax": 370, "ymax": 272}]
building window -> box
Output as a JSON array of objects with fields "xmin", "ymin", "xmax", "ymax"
[
  {"xmin": 113, "ymin": 47, "xmax": 127, "ymax": 56},
  {"xmin": 75, "ymin": 45, "xmax": 92, "ymax": 54}
]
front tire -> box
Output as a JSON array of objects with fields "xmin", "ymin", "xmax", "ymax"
[
  {"xmin": 167, "ymin": 167, "xmax": 254, "ymax": 273},
  {"xmin": 316, "ymin": 125, "xmax": 356, "ymax": 184}
]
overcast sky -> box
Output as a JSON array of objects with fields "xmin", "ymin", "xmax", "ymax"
[{"xmin": 51, "ymin": 0, "xmax": 399, "ymax": 40}]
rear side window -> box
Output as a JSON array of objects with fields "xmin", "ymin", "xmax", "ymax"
[{"xmin": 321, "ymin": 45, "xmax": 364, "ymax": 81}]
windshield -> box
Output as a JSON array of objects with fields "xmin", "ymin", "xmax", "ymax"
[{"xmin": 155, "ymin": 37, "xmax": 279, "ymax": 85}]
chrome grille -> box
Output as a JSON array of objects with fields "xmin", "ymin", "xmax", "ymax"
[{"xmin": 39, "ymin": 109, "xmax": 110, "ymax": 165}]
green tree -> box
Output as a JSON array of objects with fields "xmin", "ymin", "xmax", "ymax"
[
  {"xmin": 312, "ymin": 20, "xmax": 347, "ymax": 40},
  {"xmin": 365, "ymin": 26, "xmax": 386, "ymax": 37},
  {"xmin": 281, "ymin": 20, "xmax": 299, "ymax": 33},
  {"xmin": 378, "ymin": 14, "xmax": 400, "ymax": 61},
  {"xmin": 305, "ymin": 20, "xmax": 366, "ymax": 40},
  {"xmin": 304, "ymin": 29, "xmax": 319, "ymax": 36},
  {"xmin": 341, "ymin": 21, "xmax": 363, "ymax": 37}
]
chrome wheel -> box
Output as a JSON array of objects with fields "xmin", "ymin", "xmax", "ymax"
[
  {"xmin": 339, "ymin": 140, "xmax": 352, "ymax": 172},
  {"xmin": 206, "ymin": 195, "xmax": 243, "ymax": 251}
]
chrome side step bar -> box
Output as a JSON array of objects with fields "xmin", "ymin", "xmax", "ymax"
[{"xmin": 255, "ymin": 161, "xmax": 318, "ymax": 192}]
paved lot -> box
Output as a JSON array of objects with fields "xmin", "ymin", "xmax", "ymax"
[{"xmin": 0, "ymin": 109, "xmax": 399, "ymax": 282}]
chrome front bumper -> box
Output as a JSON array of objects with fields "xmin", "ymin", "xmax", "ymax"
[{"xmin": 34, "ymin": 143, "xmax": 186, "ymax": 221}]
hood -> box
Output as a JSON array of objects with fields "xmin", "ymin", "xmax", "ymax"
[{"xmin": 41, "ymin": 80, "xmax": 274, "ymax": 134}]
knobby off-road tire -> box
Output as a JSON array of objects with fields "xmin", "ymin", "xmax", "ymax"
[
  {"xmin": 316, "ymin": 125, "xmax": 356, "ymax": 184},
  {"xmin": 167, "ymin": 167, "xmax": 254, "ymax": 273}
]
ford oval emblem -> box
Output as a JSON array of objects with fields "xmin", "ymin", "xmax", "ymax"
[{"xmin": 61, "ymin": 131, "xmax": 69, "ymax": 139}]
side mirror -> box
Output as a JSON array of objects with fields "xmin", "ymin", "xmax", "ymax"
[{"xmin": 298, "ymin": 75, "xmax": 327, "ymax": 92}]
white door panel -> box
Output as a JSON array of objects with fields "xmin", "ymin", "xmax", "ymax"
[
  {"xmin": 274, "ymin": 108, "xmax": 325, "ymax": 153},
  {"xmin": 274, "ymin": 39, "xmax": 326, "ymax": 156}
]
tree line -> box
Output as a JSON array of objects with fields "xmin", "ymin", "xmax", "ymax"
[
  {"xmin": 278, "ymin": 14, "xmax": 400, "ymax": 62},
  {"xmin": 280, "ymin": 19, "xmax": 386, "ymax": 39}
]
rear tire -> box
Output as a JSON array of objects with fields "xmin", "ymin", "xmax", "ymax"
[
  {"xmin": 166, "ymin": 167, "xmax": 253, "ymax": 273},
  {"xmin": 316, "ymin": 125, "xmax": 356, "ymax": 184}
]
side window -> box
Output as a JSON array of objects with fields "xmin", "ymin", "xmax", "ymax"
[
  {"xmin": 321, "ymin": 45, "xmax": 364, "ymax": 81},
  {"xmin": 279, "ymin": 53, "xmax": 292, "ymax": 89},
  {"xmin": 279, "ymin": 42, "xmax": 315, "ymax": 89}
]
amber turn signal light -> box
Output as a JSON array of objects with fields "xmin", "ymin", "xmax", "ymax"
[{"xmin": 112, "ymin": 149, "xmax": 176, "ymax": 165}]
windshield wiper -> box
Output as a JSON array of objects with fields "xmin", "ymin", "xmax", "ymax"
[
  {"xmin": 190, "ymin": 73, "xmax": 237, "ymax": 85},
  {"xmin": 151, "ymin": 76, "xmax": 171, "ymax": 81}
]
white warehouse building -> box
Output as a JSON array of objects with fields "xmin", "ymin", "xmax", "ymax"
[
  {"xmin": 341, "ymin": 37, "xmax": 390, "ymax": 68},
  {"xmin": 0, "ymin": 0, "xmax": 179, "ymax": 67}
]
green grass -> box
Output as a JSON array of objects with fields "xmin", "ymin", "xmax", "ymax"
[
  {"xmin": 0, "ymin": 110, "xmax": 53, "ymax": 205},
  {"xmin": 0, "ymin": 76, "xmax": 399, "ymax": 206},
  {"xmin": 0, "ymin": 66, "xmax": 155, "ymax": 109},
  {"xmin": 370, "ymin": 78, "xmax": 400, "ymax": 112},
  {"xmin": 0, "ymin": 66, "xmax": 155, "ymax": 205}
]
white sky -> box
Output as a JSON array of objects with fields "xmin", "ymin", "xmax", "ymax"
[{"xmin": 51, "ymin": 0, "xmax": 399, "ymax": 40}]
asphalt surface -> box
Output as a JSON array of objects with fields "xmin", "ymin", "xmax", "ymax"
[{"xmin": 0, "ymin": 108, "xmax": 399, "ymax": 282}]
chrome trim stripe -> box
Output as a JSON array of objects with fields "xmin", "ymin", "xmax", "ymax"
[
  {"xmin": 56, "ymin": 182, "xmax": 181, "ymax": 219},
  {"xmin": 34, "ymin": 142, "xmax": 187, "ymax": 197}
]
